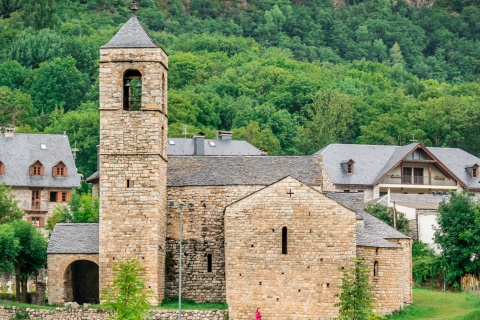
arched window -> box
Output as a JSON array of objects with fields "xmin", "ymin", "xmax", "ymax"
[
  {"xmin": 30, "ymin": 161, "xmax": 44, "ymax": 176},
  {"xmin": 282, "ymin": 227, "xmax": 288, "ymax": 255},
  {"xmin": 52, "ymin": 161, "xmax": 68, "ymax": 177},
  {"xmin": 374, "ymin": 261, "xmax": 379, "ymax": 277},
  {"xmin": 0, "ymin": 161, "xmax": 4, "ymax": 175},
  {"xmin": 123, "ymin": 70, "xmax": 142, "ymax": 111}
]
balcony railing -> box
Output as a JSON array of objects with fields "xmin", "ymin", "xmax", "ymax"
[
  {"xmin": 381, "ymin": 175, "xmax": 457, "ymax": 187},
  {"xmin": 22, "ymin": 200, "xmax": 49, "ymax": 211}
]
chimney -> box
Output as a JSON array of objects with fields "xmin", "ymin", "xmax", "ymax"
[
  {"xmin": 4, "ymin": 127, "xmax": 14, "ymax": 138},
  {"xmin": 193, "ymin": 133, "xmax": 205, "ymax": 155},
  {"xmin": 220, "ymin": 131, "xmax": 233, "ymax": 141},
  {"xmin": 248, "ymin": 132, "xmax": 252, "ymax": 144}
]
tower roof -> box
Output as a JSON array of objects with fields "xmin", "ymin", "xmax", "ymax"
[{"xmin": 102, "ymin": 15, "xmax": 158, "ymax": 48}]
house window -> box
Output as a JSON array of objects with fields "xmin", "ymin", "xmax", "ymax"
[
  {"xmin": 52, "ymin": 161, "xmax": 67, "ymax": 177},
  {"xmin": 347, "ymin": 163, "xmax": 353, "ymax": 173},
  {"xmin": 123, "ymin": 70, "xmax": 142, "ymax": 111},
  {"xmin": 50, "ymin": 191, "xmax": 70, "ymax": 202},
  {"xmin": 374, "ymin": 261, "xmax": 379, "ymax": 277},
  {"xmin": 473, "ymin": 167, "xmax": 478, "ymax": 178},
  {"xmin": 282, "ymin": 227, "xmax": 288, "ymax": 255},
  {"xmin": 207, "ymin": 254, "xmax": 212, "ymax": 272},
  {"xmin": 0, "ymin": 161, "xmax": 4, "ymax": 175},
  {"xmin": 30, "ymin": 161, "xmax": 44, "ymax": 176},
  {"xmin": 28, "ymin": 216, "xmax": 44, "ymax": 228},
  {"xmin": 31, "ymin": 190, "xmax": 41, "ymax": 210}
]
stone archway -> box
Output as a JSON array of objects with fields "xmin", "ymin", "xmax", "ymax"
[{"xmin": 64, "ymin": 260, "xmax": 99, "ymax": 304}]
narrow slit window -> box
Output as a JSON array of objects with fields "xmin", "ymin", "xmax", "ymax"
[
  {"xmin": 127, "ymin": 179, "xmax": 131, "ymax": 188},
  {"xmin": 123, "ymin": 70, "xmax": 142, "ymax": 111},
  {"xmin": 282, "ymin": 227, "xmax": 287, "ymax": 255},
  {"xmin": 374, "ymin": 261, "xmax": 379, "ymax": 277},
  {"xmin": 207, "ymin": 254, "xmax": 212, "ymax": 272}
]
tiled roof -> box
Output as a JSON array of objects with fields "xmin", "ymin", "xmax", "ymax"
[
  {"xmin": 0, "ymin": 133, "xmax": 81, "ymax": 188},
  {"xmin": 317, "ymin": 143, "xmax": 480, "ymax": 188},
  {"xmin": 167, "ymin": 138, "xmax": 262, "ymax": 156},
  {"xmin": 47, "ymin": 223, "xmax": 99, "ymax": 254},
  {"xmin": 167, "ymin": 156, "xmax": 323, "ymax": 186},
  {"xmin": 102, "ymin": 16, "xmax": 158, "ymax": 48}
]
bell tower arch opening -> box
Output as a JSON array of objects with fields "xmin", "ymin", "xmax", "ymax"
[
  {"xmin": 123, "ymin": 69, "xmax": 142, "ymax": 111},
  {"xmin": 64, "ymin": 260, "xmax": 99, "ymax": 304}
]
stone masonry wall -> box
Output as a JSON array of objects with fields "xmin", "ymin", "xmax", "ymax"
[
  {"xmin": 166, "ymin": 185, "xmax": 263, "ymax": 302},
  {"xmin": 356, "ymin": 240, "xmax": 413, "ymax": 315},
  {"xmin": 225, "ymin": 177, "xmax": 357, "ymax": 320},
  {"xmin": 47, "ymin": 254, "xmax": 99, "ymax": 305},
  {"xmin": 99, "ymin": 46, "xmax": 168, "ymax": 305},
  {"xmin": 0, "ymin": 307, "xmax": 226, "ymax": 320}
]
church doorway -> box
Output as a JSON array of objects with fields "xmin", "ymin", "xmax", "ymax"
[{"xmin": 64, "ymin": 260, "xmax": 99, "ymax": 304}]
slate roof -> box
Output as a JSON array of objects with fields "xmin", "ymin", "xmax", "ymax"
[
  {"xmin": 167, "ymin": 138, "xmax": 262, "ymax": 156},
  {"xmin": 0, "ymin": 133, "xmax": 81, "ymax": 188},
  {"xmin": 102, "ymin": 15, "xmax": 158, "ymax": 48},
  {"xmin": 317, "ymin": 143, "xmax": 480, "ymax": 188},
  {"xmin": 324, "ymin": 192, "xmax": 408, "ymax": 248},
  {"xmin": 167, "ymin": 156, "xmax": 323, "ymax": 186},
  {"xmin": 47, "ymin": 223, "xmax": 99, "ymax": 254}
]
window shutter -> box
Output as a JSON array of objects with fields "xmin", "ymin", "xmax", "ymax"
[
  {"xmin": 27, "ymin": 216, "xmax": 32, "ymax": 222},
  {"xmin": 64, "ymin": 166, "xmax": 68, "ymax": 176},
  {"xmin": 40, "ymin": 166, "xmax": 44, "ymax": 176},
  {"xmin": 66, "ymin": 192, "xmax": 71, "ymax": 202},
  {"xmin": 56, "ymin": 192, "xmax": 61, "ymax": 202},
  {"xmin": 52, "ymin": 166, "xmax": 56, "ymax": 176},
  {"xmin": 30, "ymin": 166, "xmax": 34, "ymax": 176},
  {"xmin": 39, "ymin": 217, "xmax": 45, "ymax": 228}
]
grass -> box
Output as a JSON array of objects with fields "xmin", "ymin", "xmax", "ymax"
[
  {"xmin": 158, "ymin": 298, "xmax": 227, "ymax": 310},
  {"xmin": 0, "ymin": 301, "xmax": 56, "ymax": 310},
  {"xmin": 387, "ymin": 288, "xmax": 480, "ymax": 320}
]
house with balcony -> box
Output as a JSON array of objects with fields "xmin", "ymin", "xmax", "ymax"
[
  {"xmin": 317, "ymin": 143, "xmax": 480, "ymax": 201},
  {"xmin": 0, "ymin": 130, "xmax": 81, "ymax": 228}
]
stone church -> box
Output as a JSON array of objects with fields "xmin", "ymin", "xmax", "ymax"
[{"xmin": 46, "ymin": 11, "xmax": 412, "ymax": 320}]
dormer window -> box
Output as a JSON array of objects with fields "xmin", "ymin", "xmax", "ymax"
[
  {"xmin": 466, "ymin": 164, "xmax": 479, "ymax": 178},
  {"xmin": 406, "ymin": 149, "xmax": 429, "ymax": 161},
  {"xmin": 52, "ymin": 161, "xmax": 68, "ymax": 177},
  {"xmin": 123, "ymin": 70, "xmax": 142, "ymax": 111},
  {"xmin": 29, "ymin": 161, "xmax": 44, "ymax": 176},
  {"xmin": 341, "ymin": 159, "xmax": 355, "ymax": 174},
  {"xmin": 0, "ymin": 161, "xmax": 4, "ymax": 175}
]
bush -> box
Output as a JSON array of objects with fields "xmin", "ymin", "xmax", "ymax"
[{"xmin": 412, "ymin": 241, "xmax": 442, "ymax": 286}]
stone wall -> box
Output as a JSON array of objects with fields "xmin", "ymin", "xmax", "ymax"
[
  {"xmin": 166, "ymin": 185, "xmax": 263, "ymax": 302},
  {"xmin": 225, "ymin": 177, "xmax": 357, "ymax": 320},
  {"xmin": 356, "ymin": 239, "xmax": 413, "ymax": 315},
  {"xmin": 99, "ymin": 45, "xmax": 168, "ymax": 305},
  {"xmin": 0, "ymin": 306, "xmax": 226, "ymax": 320},
  {"xmin": 47, "ymin": 254, "xmax": 99, "ymax": 305}
]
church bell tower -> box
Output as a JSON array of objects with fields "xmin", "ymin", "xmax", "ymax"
[{"xmin": 98, "ymin": 4, "xmax": 168, "ymax": 304}]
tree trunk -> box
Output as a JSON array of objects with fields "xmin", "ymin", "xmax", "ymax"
[
  {"xmin": 22, "ymin": 277, "xmax": 28, "ymax": 302},
  {"xmin": 15, "ymin": 265, "xmax": 21, "ymax": 302}
]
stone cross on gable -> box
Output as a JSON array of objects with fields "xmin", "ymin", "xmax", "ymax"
[{"xmin": 287, "ymin": 189, "xmax": 294, "ymax": 197}]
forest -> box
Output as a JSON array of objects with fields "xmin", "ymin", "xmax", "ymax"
[{"xmin": 0, "ymin": 0, "xmax": 479, "ymax": 178}]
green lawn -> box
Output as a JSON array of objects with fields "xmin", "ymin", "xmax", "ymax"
[{"xmin": 387, "ymin": 288, "xmax": 480, "ymax": 320}]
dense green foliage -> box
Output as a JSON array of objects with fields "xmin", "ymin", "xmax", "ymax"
[
  {"xmin": 101, "ymin": 258, "xmax": 152, "ymax": 320},
  {"xmin": 334, "ymin": 258, "xmax": 377, "ymax": 320},
  {"xmin": 0, "ymin": 0, "xmax": 479, "ymax": 178},
  {"xmin": 412, "ymin": 241, "xmax": 442, "ymax": 285},
  {"xmin": 364, "ymin": 203, "xmax": 411, "ymax": 235},
  {"xmin": 46, "ymin": 192, "xmax": 99, "ymax": 231},
  {"xmin": 435, "ymin": 191, "xmax": 480, "ymax": 285},
  {"xmin": 0, "ymin": 183, "xmax": 23, "ymax": 224},
  {"xmin": 0, "ymin": 220, "xmax": 47, "ymax": 302}
]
